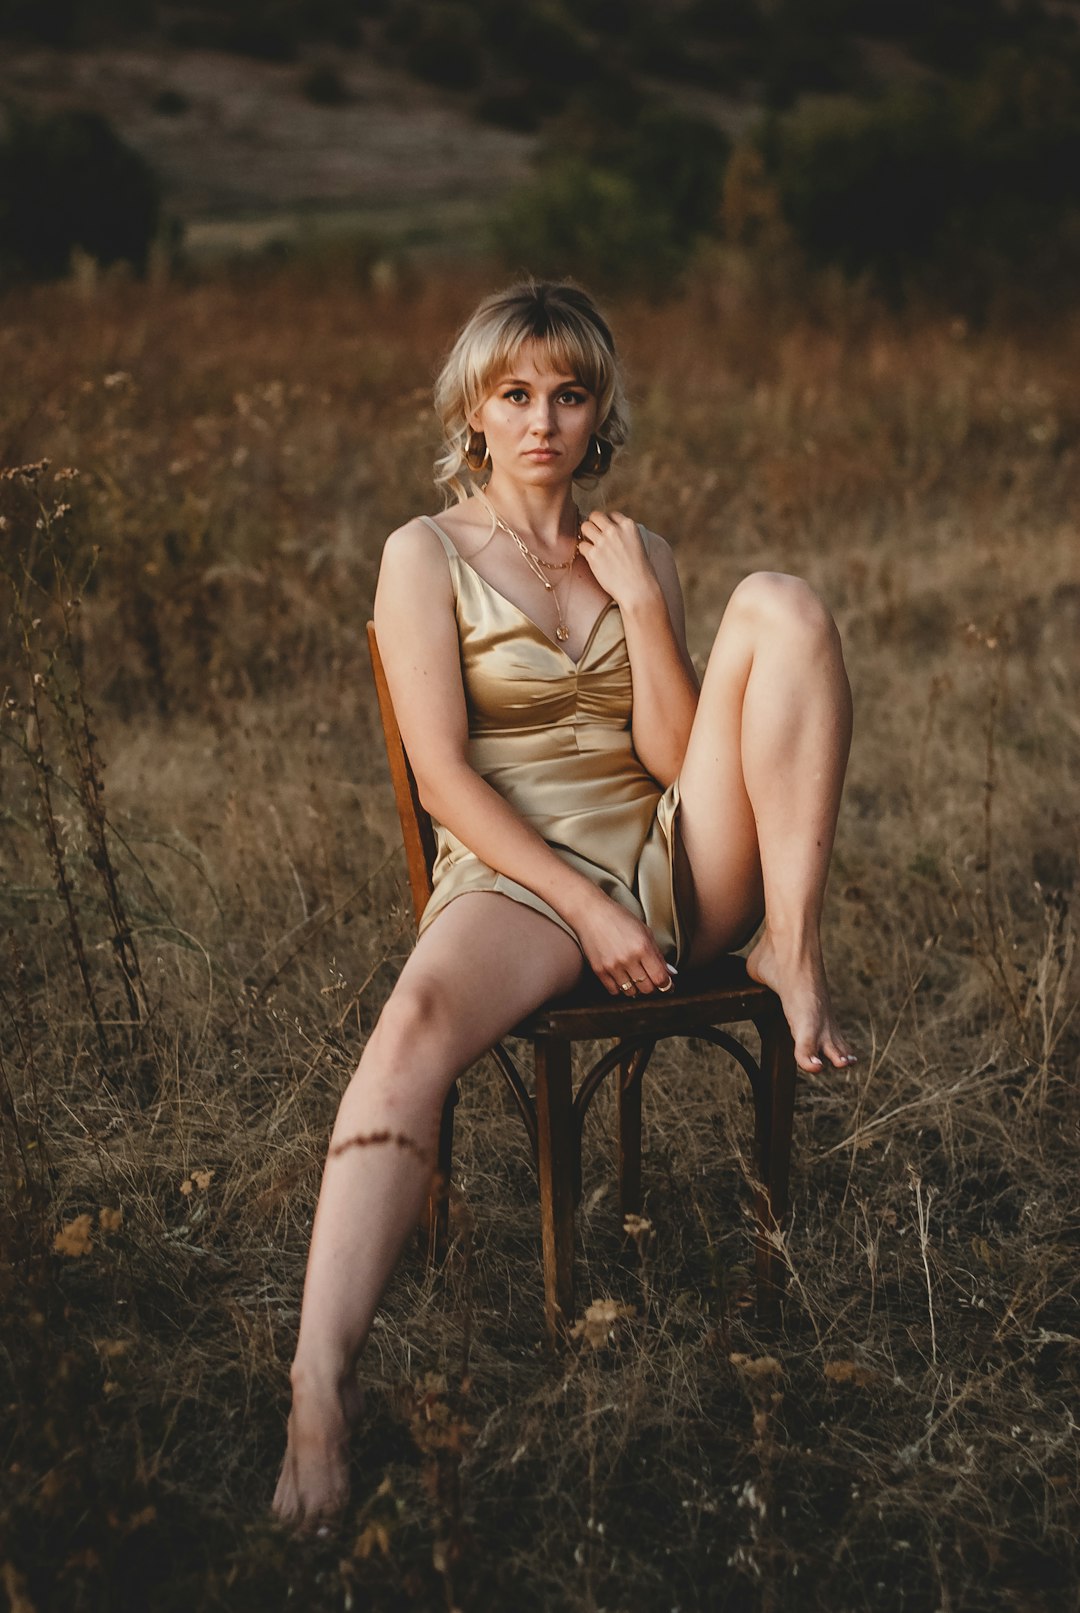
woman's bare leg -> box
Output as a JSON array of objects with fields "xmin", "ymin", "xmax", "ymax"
[
  {"xmin": 675, "ymin": 571, "xmax": 856, "ymax": 1074},
  {"xmin": 272, "ymin": 892, "xmax": 585, "ymax": 1527}
]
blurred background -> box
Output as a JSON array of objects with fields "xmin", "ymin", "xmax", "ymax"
[{"xmin": 2, "ymin": 0, "xmax": 1080, "ymax": 311}]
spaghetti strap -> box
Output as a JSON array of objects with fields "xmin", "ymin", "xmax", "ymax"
[{"xmin": 418, "ymin": 514, "xmax": 460, "ymax": 560}]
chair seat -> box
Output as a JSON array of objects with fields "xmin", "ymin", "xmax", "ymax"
[{"xmin": 511, "ymin": 955, "xmax": 771, "ymax": 1039}]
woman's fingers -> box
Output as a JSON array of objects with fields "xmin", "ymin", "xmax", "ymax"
[
  {"xmin": 597, "ymin": 951, "xmax": 671, "ymax": 997},
  {"xmin": 575, "ymin": 892, "xmax": 671, "ymax": 998},
  {"xmin": 639, "ymin": 949, "xmax": 675, "ymax": 991},
  {"xmin": 581, "ymin": 510, "xmax": 633, "ymax": 549},
  {"xmin": 578, "ymin": 511, "xmax": 651, "ymax": 602}
]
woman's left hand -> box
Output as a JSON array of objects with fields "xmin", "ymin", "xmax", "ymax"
[{"xmin": 578, "ymin": 510, "xmax": 660, "ymax": 610}]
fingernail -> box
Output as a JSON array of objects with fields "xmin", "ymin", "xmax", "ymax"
[{"xmin": 666, "ymin": 964, "xmax": 678, "ymax": 975}]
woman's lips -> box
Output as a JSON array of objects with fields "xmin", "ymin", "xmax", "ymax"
[{"xmin": 524, "ymin": 448, "xmax": 558, "ymax": 460}]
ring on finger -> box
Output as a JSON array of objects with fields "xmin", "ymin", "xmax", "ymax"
[{"xmin": 619, "ymin": 981, "xmax": 635, "ymax": 994}]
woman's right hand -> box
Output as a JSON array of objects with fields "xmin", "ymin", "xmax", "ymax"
[{"xmin": 571, "ymin": 887, "xmax": 674, "ymax": 997}]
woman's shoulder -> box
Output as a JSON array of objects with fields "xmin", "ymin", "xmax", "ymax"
[
  {"xmin": 376, "ymin": 518, "xmax": 460, "ymax": 620},
  {"xmin": 381, "ymin": 514, "xmax": 454, "ymax": 569}
]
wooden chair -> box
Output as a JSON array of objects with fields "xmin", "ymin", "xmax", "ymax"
[{"xmin": 367, "ymin": 621, "xmax": 798, "ymax": 1342}]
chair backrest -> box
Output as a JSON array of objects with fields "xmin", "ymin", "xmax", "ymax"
[{"xmin": 366, "ymin": 620, "xmax": 437, "ymax": 929}]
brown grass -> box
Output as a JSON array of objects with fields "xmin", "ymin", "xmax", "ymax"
[{"xmin": 1, "ymin": 260, "xmax": 1078, "ymax": 1612}]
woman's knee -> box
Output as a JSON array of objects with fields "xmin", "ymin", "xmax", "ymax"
[
  {"xmin": 358, "ymin": 972, "xmax": 460, "ymax": 1083},
  {"xmin": 727, "ymin": 570, "xmax": 838, "ymax": 643}
]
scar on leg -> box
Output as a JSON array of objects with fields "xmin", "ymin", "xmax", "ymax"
[{"xmin": 330, "ymin": 1129, "xmax": 432, "ymax": 1166}]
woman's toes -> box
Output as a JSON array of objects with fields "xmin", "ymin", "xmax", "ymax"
[{"xmin": 795, "ymin": 1040, "xmax": 824, "ymax": 1073}]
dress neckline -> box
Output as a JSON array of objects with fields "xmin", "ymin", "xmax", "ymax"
[{"xmin": 421, "ymin": 514, "xmax": 617, "ymax": 671}]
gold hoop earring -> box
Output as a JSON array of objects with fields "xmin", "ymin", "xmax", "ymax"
[
  {"xmin": 577, "ymin": 434, "xmax": 610, "ymax": 477},
  {"xmin": 464, "ymin": 429, "xmax": 490, "ymax": 473}
]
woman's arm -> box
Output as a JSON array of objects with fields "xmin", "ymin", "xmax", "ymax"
[
  {"xmin": 579, "ymin": 514, "xmax": 699, "ymax": 788},
  {"xmin": 373, "ymin": 522, "xmax": 662, "ymax": 962}
]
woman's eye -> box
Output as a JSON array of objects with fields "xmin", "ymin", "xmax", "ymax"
[
  {"xmin": 560, "ymin": 391, "xmax": 587, "ymax": 405},
  {"xmin": 503, "ymin": 388, "xmax": 528, "ymax": 403}
]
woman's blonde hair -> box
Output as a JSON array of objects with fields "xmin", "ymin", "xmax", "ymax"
[{"xmin": 433, "ymin": 279, "xmax": 630, "ymax": 505}]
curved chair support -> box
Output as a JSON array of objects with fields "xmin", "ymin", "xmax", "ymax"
[
  {"xmin": 488, "ymin": 1039, "xmax": 538, "ymax": 1162},
  {"xmin": 574, "ymin": 1033, "xmax": 659, "ymax": 1126},
  {"xmin": 692, "ymin": 1027, "xmax": 764, "ymax": 1096}
]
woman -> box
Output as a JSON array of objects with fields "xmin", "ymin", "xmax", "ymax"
[{"xmin": 273, "ymin": 279, "xmax": 856, "ymax": 1525}]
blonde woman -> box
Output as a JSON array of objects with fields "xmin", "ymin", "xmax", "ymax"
[{"xmin": 274, "ymin": 279, "xmax": 856, "ymax": 1525}]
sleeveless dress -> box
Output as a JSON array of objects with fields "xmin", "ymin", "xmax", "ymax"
[{"xmin": 414, "ymin": 515, "xmax": 694, "ymax": 966}]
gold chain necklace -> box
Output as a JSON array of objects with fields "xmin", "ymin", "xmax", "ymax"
[{"xmin": 480, "ymin": 492, "xmax": 582, "ymax": 643}]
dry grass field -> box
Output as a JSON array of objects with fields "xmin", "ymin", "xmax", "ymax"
[{"xmin": 1, "ymin": 260, "xmax": 1077, "ymax": 1612}]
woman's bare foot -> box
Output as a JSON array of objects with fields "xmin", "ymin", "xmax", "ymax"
[
  {"xmin": 272, "ymin": 1366, "xmax": 365, "ymax": 1530},
  {"xmin": 746, "ymin": 930, "xmax": 857, "ymax": 1075}
]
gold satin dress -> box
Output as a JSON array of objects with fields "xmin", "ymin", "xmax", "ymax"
[{"xmin": 415, "ymin": 515, "xmax": 693, "ymax": 965}]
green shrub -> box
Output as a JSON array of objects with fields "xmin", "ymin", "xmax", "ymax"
[
  {"xmin": 151, "ymin": 86, "xmax": 190, "ymax": 116},
  {"xmin": 493, "ymin": 88, "xmax": 733, "ymax": 293},
  {"xmin": 300, "ymin": 62, "xmax": 351, "ymax": 105},
  {"xmin": 763, "ymin": 45, "xmax": 1080, "ymax": 307},
  {"xmin": 683, "ymin": 0, "xmax": 762, "ymax": 41},
  {"xmin": 613, "ymin": 104, "xmax": 731, "ymax": 244},
  {"xmin": 545, "ymin": 98, "xmax": 731, "ymax": 248},
  {"xmin": 0, "ymin": 0, "xmax": 156, "ymax": 47},
  {"xmin": 905, "ymin": 0, "xmax": 1031, "ymax": 74},
  {"xmin": 490, "ymin": 158, "xmax": 683, "ymax": 295},
  {"xmin": 167, "ymin": 0, "xmax": 364, "ymax": 54},
  {"xmin": 219, "ymin": 2, "xmax": 300, "ymax": 62},
  {"xmin": 0, "ymin": 106, "xmax": 160, "ymax": 281},
  {"xmin": 473, "ymin": 83, "xmax": 544, "ymax": 133},
  {"xmin": 385, "ymin": 0, "xmax": 485, "ymax": 91},
  {"xmin": 763, "ymin": 87, "xmax": 955, "ymax": 290},
  {"xmin": 489, "ymin": 4, "xmax": 598, "ymax": 93}
]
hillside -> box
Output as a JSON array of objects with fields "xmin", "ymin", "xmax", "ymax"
[
  {"xmin": 0, "ymin": 43, "xmax": 539, "ymax": 256},
  {"xmin": 2, "ymin": 2, "xmax": 1080, "ymax": 281}
]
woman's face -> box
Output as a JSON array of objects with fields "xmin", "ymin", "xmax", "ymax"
[{"xmin": 469, "ymin": 340, "xmax": 599, "ymax": 489}]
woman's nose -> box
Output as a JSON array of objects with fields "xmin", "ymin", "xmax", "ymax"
[{"xmin": 529, "ymin": 398, "xmax": 555, "ymax": 435}]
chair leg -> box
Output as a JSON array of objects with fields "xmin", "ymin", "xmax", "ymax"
[
  {"xmin": 534, "ymin": 1034, "xmax": 576, "ymax": 1345},
  {"xmin": 754, "ymin": 1004, "xmax": 797, "ymax": 1324},
  {"xmin": 617, "ymin": 1042, "xmax": 644, "ymax": 1223},
  {"xmin": 421, "ymin": 1080, "xmax": 458, "ymax": 1263}
]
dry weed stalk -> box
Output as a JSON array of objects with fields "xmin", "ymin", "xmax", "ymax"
[
  {"xmin": 907, "ymin": 1164, "xmax": 939, "ymax": 1368},
  {"xmin": 2, "ymin": 462, "xmax": 147, "ymax": 1056}
]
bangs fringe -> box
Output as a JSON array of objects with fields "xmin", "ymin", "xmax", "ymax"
[{"xmin": 463, "ymin": 312, "xmax": 613, "ymax": 417}]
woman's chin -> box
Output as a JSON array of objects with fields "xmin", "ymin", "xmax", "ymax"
[{"xmin": 495, "ymin": 460, "xmax": 576, "ymax": 489}]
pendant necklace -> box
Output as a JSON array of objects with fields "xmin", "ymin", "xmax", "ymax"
[{"xmin": 480, "ymin": 490, "xmax": 582, "ymax": 643}]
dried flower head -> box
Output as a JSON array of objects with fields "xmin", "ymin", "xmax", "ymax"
[{"xmin": 570, "ymin": 1297, "xmax": 636, "ymax": 1349}]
